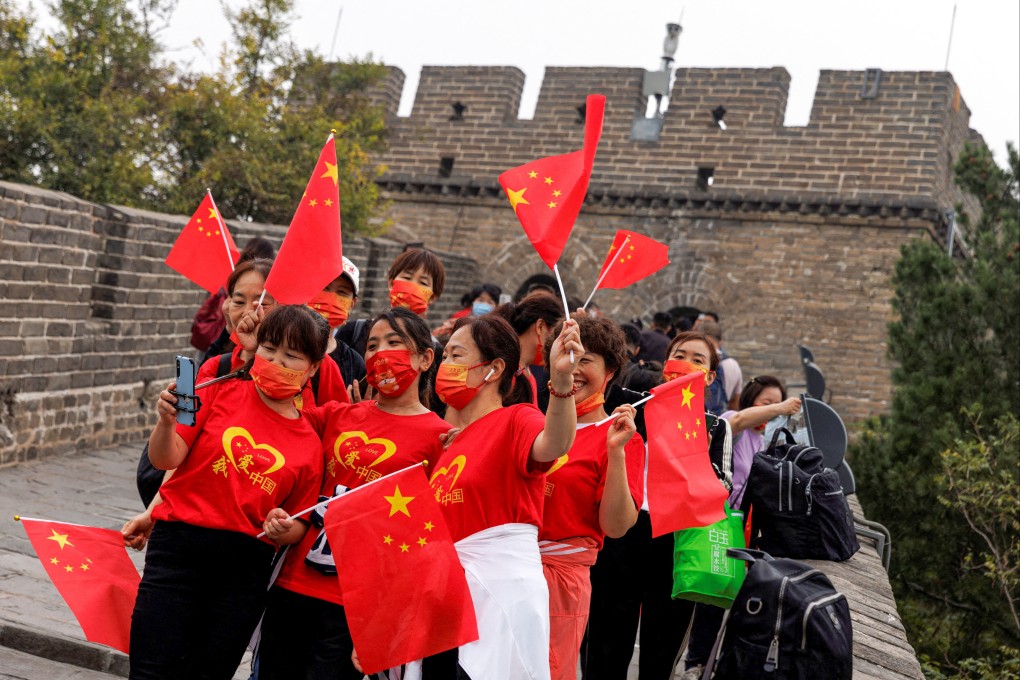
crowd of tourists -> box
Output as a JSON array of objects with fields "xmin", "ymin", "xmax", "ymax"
[{"xmin": 120, "ymin": 239, "xmax": 801, "ymax": 680}]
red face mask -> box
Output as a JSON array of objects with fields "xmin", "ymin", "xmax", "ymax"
[
  {"xmin": 389, "ymin": 279, "xmax": 434, "ymax": 315},
  {"xmin": 308, "ymin": 291, "xmax": 353, "ymax": 328},
  {"xmin": 366, "ymin": 349, "xmax": 418, "ymax": 398},
  {"xmin": 250, "ymin": 354, "xmax": 306, "ymax": 401},
  {"xmin": 663, "ymin": 359, "xmax": 709, "ymax": 382},
  {"xmin": 435, "ymin": 361, "xmax": 493, "ymax": 410}
]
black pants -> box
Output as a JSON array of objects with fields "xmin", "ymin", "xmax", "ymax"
[
  {"xmin": 129, "ymin": 521, "xmax": 275, "ymax": 680},
  {"xmin": 258, "ymin": 586, "xmax": 362, "ymax": 680},
  {"xmin": 686, "ymin": 603, "xmax": 725, "ymax": 668},
  {"xmin": 582, "ymin": 510, "xmax": 694, "ymax": 680}
]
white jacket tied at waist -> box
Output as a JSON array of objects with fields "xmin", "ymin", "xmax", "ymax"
[{"xmin": 399, "ymin": 523, "xmax": 550, "ymax": 680}]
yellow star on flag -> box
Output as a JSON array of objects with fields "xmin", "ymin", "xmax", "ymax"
[
  {"xmin": 685, "ymin": 431, "xmax": 691, "ymax": 440},
  {"xmin": 383, "ymin": 534, "xmax": 393, "ymax": 545},
  {"xmin": 692, "ymin": 430, "xmax": 699, "ymax": 439},
  {"xmin": 49, "ymin": 557, "xmax": 59, "ymax": 565},
  {"xmin": 324, "ymin": 199, "xmax": 333, "ymax": 207},
  {"xmin": 552, "ymin": 189, "xmax": 562, "ymax": 197},
  {"xmin": 695, "ymin": 418, "xmax": 701, "ymax": 426},
  {"xmin": 399, "ymin": 543, "xmax": 410, "ymax": 553},
  {"xmin": 681, "ymin": 385, "xmax": 695, "ymax": 409},
  {"xmin": 384, "ymin": 485, "xmax": 415, "ymax": 517},
  {"xmin": 676, "ymin": 421, "xmax": 683, "ymax": 430},
  {"xmin": 506, "ymin": 187, "xmax": 530, "ymax": 214},
  {"xmin": 417, "ymin": 537, "xmax": 427, "ymax": 547},
  {"xmin": 80, "ymin": 563, "xmax": 89, "ymax": 571},
  {"xmin": 47, "ymin": 529, "xmax": 73, "ymax": 550},
  {"xmin": 527, "ymin": 170, "xmax": 538, "ymax": 179},
  {"xmin": 207, "ymin": 208, "xmax": 217, "ymax": 220},
  {"xmin": 64, "ymin": 565, "xmax": 74, "ymax": 573},
  {"xmin": 321, "ymin": 161, "xmax": 339, "ymax": 186},
  {"xmin": 547, "ymin": 202, "xmax": 557, "ymax": 209},
  {"xmin": 309, "ymin": 199, "xmax": 318, "ymax": 207},
  {"xmin": 424, "ymin": 521, "xmax": 434, "ymax": 532},
  {"xmin": 544, "ymin": 176, "xmax": 554, "ymax": 185}
]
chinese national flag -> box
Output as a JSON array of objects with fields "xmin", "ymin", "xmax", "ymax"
[
  {"xmin": 498, "ymin": 94, "xmax": 605, "ymax": 268},
  {"xmin": 19, "ymin": 518, "xmax": 140, "ymax": 654},
  {"xmin": 324, "ymin": 466, "xmax": 478, "ymax": 674},
  {"xmin": 264, "ymin": 134, "xmax": 343, "ymax": 304},
  {"xmin": 645, "ymin": 373, "xmax": 728, "ymax": 537},
  {"xmin": 596, "ymin": 230, "xmax": 670, "ymax": 290},
  {"xmin": 164, "ymin": 193, "xmax": 240, "ymax": 294}
]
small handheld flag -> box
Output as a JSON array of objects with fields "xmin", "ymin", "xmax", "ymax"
[
  {"xmin": 264, "ymin": 133, "xmax": 343, "ymax": 305},
  {"xmin": 645, "ymin": 373, "xmax": 728, "ymax": 536},
  {"xmin": 164, "ymin": 191, "xmax": 239, "ymax": 294},
  {"xmin": 583, "ymin": 230, "xmax": 671, "ymax": 308},
  {"xmin": 18, "ymin": 517, "xmax": 140, "ymax": 653},
  {"xmin": 498, "ymin": 94, "xmax": 606, "ymax": 270},
  {"xmin": 324, "ymin": 465, "xmax": 478, "ymax": 673}
]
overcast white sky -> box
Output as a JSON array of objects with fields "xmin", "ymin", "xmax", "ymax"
[{"xmin": 21, "ymin": 0, "xmax": 1020, "ymax": 162}]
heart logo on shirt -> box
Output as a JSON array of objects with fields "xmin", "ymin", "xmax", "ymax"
[
  {"xmin": 333, "ymin": 431, "xmax": 397, "ymax": 471},
  {"xmin": 222, "ymin": 427, "xmax": 286, "ymax": 475},
  {"xmin": 429, "ymin": 455, "xmax": 466, "ymax": 493},
  {"xmin": 546, "ymin": 454, "xmax": 569, "ymax": 477}
]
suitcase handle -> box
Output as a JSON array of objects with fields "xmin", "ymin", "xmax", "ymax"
[{"xmin": 727, "ymin": 548, "xmax": 774, "ymax": 563}]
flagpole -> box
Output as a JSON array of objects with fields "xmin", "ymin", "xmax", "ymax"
[
  {"xmin": 582, "ymin": 236, "xmax": 631, "ymax": 310},
  {"xmin": 552, "ymin": 263, "xmax": 575, "ymax": 363},
  {"xmin": 594, "ymin": 392, "xmax": 655, "ymax": 427},
  {"xmin": 206, "ymin": 189, "xmax": 235, "ymax": 274},
  {"xmin": 256, "ymin": 461, "xmax": 426, "ymax": 538}
]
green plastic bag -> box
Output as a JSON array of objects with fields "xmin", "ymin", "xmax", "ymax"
[{"xmin": 671, "ymin": 503, "xmax": 746, "ymax": 608}]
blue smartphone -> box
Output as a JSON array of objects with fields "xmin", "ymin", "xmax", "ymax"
[{"xmin": 174, "ymin": 355, "xmax": 198, "ymax": 427}]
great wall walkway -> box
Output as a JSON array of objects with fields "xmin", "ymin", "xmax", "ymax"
[{"xmin": 0, "ymin": 441, "xmax": 923, "ymax": 679}]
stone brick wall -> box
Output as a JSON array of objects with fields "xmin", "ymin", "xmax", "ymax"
[
  {"xmin": 370, "ymin": 65, "xmax": 985, "ymax": 424},
  {"xmin": 0, "ymin": 181, "xmax": 477, "ymax": 466}
]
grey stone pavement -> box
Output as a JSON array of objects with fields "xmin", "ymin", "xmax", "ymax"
[{"xmin": 0, "ymin": 442, "xmax": 654, "ymax": 679}]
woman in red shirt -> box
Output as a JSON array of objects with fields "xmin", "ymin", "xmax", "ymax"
[
  {"xmin": 538, "ymin": 316, "xmax": 644, "ymax": 680},
  {"xmin": 257, "ymin": 307, "xmax": 451, "ymax": 680},
  {"xmin": 125, "ymin": 305, "xmax": 329, "ymax": 680},
  {"xmin": 423, "ymin": 314, "xmax": 582, "ymax": 680}
]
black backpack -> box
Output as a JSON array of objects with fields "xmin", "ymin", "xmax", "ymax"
[
  {"xmin": 705, "ymin": 548, "xmax": 852, "ymax": 680},
  {"xmin": 739, "ymin": 428, "xmax": 859, "ymax": 562}
]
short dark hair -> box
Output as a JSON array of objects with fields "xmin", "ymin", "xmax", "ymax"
[
  {"xmin": 257, "ymin": 305, "xmax": 330, "ymax": 362},
  {"xmin": 369, "ymin": 307, "xmax": 437, "ymax": 407},
  {"xmin": 513, "ymin": 274, "xmax": 558, "ymax": 302},
  {"xmin": 652, "ymin": 312, "xmax": 673, "ymax": 329},
  {"xmin": 226, "ymin": 258, "xmax": 273, "ymax": 295},
  {"xmin": 494, "ymin": 292, "xmax": 564, "ymax": 335},
  {"xmin": 620, "ymin": 322, "xmax": 642, "ymax": 348},
  {"xmin": 738, "ymin": 375, "xmax": 787, "ymax": 411},
  {"xmin": 665, "ymin": 331, "xmax": 720, "ymax": 371},
  {"xmin": 239, "ymin": 236, "xmax": 275, "ymax": 262},
  {"xmin": 546, "ymin": 315, "xmax": 629, "ymax": 389},
  {"xmin": 387, "ymin": 248, "xmax": 446, "ymax": 299},
  {"xmin": 460, "ymin": 283, "xmax": 502, "ymax": 308},
  {"xmin": 452, "ymin": 315, "xmax": 531, "ymax": 406}
]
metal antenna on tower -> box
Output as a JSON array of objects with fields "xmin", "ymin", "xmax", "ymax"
[
  {"xmin": 329, "ymin": 6, "xmax": 344, "ymax": 60},
  {"xmin": 943, "ymin": 3, "xmax": 957, "ymax": 71}
]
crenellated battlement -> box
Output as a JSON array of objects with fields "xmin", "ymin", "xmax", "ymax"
[{"xmin": 370, "ymin": 65, "xmax": 978, "ymax": 211}]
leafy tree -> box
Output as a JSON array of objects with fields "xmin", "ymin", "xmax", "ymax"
[
  {"xmin": 0, "ymin": 0, "xmax": 388, "ymax": 233},
  {"xmin": 851, "ymin": 141, "xmax": 1019, "ymax": 673}
]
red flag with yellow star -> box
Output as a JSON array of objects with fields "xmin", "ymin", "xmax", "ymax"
[
  {"xmin": 164, "ymin": 192, "xmax": 240, "ymax": 294},
  {"xmin": 324, "ymin": 465, "xmax": 477, "ymax": 674},
  {"xmin": 645, "ymin": 372, "xmax": 728, "ymax": 536},
  {"xmin": 498, "ymin": 94, "xmax": 605, "ymax": 269},
  {"xmin": 596, "ymin": 229, "xmax": 671, "ymax": 290},
  {"xmin": 19, "ymin": 517, "xmax": 140, "ymax": 653},
  {"xmin": 264, "ymin": 134, "xmax": 343, "ymax": 304}
]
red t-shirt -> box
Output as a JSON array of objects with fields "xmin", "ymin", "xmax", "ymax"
[
  {"xmin": 152, "ymin": 379, "xmax": 323, "ymax": 543},
  {"xmin": 539, "ymin": 423, "xmax": 645, "ymax": 548},
  {"xmin": 428, "ymin": 404, "xmax": 547, "ymax": 542},
  {"xmin": 274, "ymin": 401, "xmax": 450, "ymax": 604}
]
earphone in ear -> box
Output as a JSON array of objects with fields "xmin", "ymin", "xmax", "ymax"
[{"xmin": 483, "ymin": 367, "xmax": 496, "ymax": 382}]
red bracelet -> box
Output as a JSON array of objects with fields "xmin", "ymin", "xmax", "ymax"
[{"xmin": 547, "ymin": 381, "xmax": 579, "ymax": 399}]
